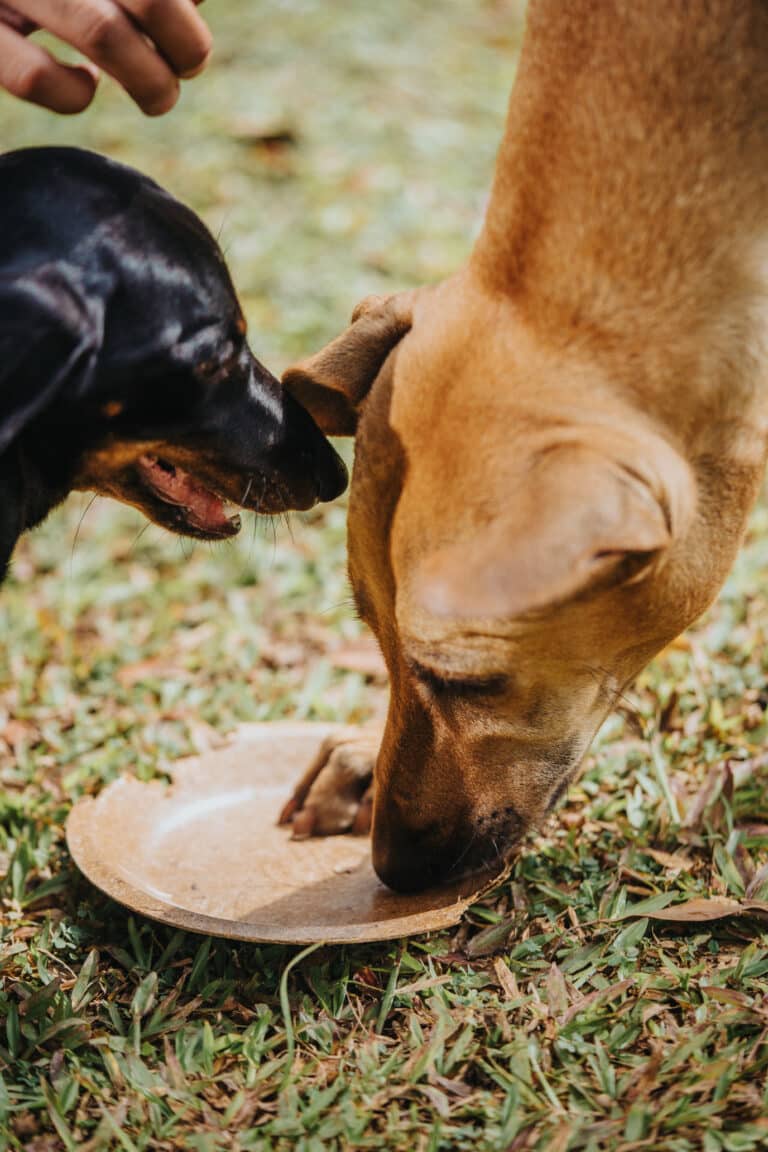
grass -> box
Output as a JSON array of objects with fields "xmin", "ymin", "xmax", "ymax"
[{"xmin": 2, "ymin": 1, "xmax": 768, "ymax": 1148}]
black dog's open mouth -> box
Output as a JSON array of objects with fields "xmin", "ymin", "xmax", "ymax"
[{"xmin": 136, "ymin": 454, "xmax": 242, "ymax": 540}]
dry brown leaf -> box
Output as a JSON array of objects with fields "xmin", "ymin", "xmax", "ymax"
[
  {"xmin": 644, "ymin": 848, "xmax": 694, "ymax": 873},
  {"xmin": 545, "ymin": 1122, "xmax": 578, "ymax": 1152},
  {"xmin": 734, "ymin": 841, "xmax": 756, "ymax": 888},
  {"xmin": 116, "ymin": 659, "xmax": 187, "ymax": 688},
  {"xmin": 739, "ymin": 823, "xmax": 768, "ymax": 839},
  {"xmin": 11, "ymin": 1113, "xmax": 39, "ymax": 1139},
  {"xmin": 396, "ymin": 974, "xmax": 452, "ymax": 997},
  {"xmin": 700, "ymin": 985, "xmax": 754, "ymax": 1008},
  {"xmin": 546, "ymin": 963, "xmax": 569, "ymax": 1017},
  {"xmin": 493, "ymin": 956, "xmax": 520, "ymax": 1001},
  {"xmin": 354, "ymin": 966, "xmax": 380, "ymax": 989},
  {"xmin": 430, "ymin": 1072, "xmax": 473, "ymax": 1099},
  {"xmin": 746, "ymin": 861, "xmax": 768, "ymax": 899},
  {"xmin": 619, "ymin": 865, "xmax": 658, "ymax": 889},
  {"xmin": 733, "ymin": 899, "xmax": 768, "ymax": 916},
  {"xmin": 641, "ymin": 896, "xmax": 768, "ymax": 922},
  {"xmin": 229, "ymin": 119, "xmax": 298, "ymax": 147},
  {"xmin": 1, "ymin": 718, "xmax": 40, "ymax": 750},
  {"xmin": 419, "ymin": 1085, "xmax": 450, "ymax": 1119},
  {"xmin": 256, "ymin": 641, "xmax": 308, "ymax": 670},
  {"xmin": 561, "ymin": 979, "xmax": 634, "ymax": 1025},
  {"xmin": 624, "ymin": 1041, "xmax": 663, "ymax": 1103},
  {"xmin": 683, "ymin": 763, "xmax": 728, "ymax": 830},
  {"xmin": 684, "ymin": 753, "xmax": 768, "ymax": 831},
  {"xmin": 506, "ymin": 1126, "xmax": 537, "ymax": 1151}
]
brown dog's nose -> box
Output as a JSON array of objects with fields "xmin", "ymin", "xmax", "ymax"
[
  {"xmin": 372, "ymin": 826, "xmax": 444, "ymax": 893},
  {"xmin": 373, "ymin": 797, "xmax": 522, "ymax": 893},
  {"xmin": 372, "ymin": 805, "xmax": 470, "ymax": 893}
]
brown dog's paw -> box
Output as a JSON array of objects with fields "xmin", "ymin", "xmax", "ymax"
[{"xmin": 278, "ymin": 728, "xmax": 379, "ymax": 838}]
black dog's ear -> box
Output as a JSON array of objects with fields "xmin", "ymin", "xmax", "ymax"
[
  {"xmin": 0, "ymin": 266, "xmax": 102, "ymax": 454},
  {"xmin": 282, "ymin": 292, "xmax": 414, "ymax": 435}
]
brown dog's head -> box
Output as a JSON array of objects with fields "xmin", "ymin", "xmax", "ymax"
[{"xmin": 284, "ymin": 273, "xmax": 746, "ymax": 893}]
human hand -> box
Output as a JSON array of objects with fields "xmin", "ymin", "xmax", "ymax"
[{"xmin": 0, "ymin": 0, "xmax": 211, "ymax": 115}]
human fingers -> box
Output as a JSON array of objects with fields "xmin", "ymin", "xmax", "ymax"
[
  {"xmin": 0, "ymin": 1, "xmax": 36, "ymax": 35},
  {"xmin": 16, "ymin": 0, "xmax": 180, "ymax": 115},
  {"xmin": 0, "ymin": 19, "xmax": 98, "ymax": 113},
  {"xmin": 119, "ymin": 0, "xmax": 211, "ymax": 79}
]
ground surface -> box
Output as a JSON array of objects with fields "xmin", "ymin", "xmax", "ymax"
[{"xmin": 2, "ymin": 2, "xmax": 768, "ymax": 1149}]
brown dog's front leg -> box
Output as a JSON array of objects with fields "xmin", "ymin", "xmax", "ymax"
[{"xmin": 278, "ymin": 728, "xmax": 380, "ymax": 838}]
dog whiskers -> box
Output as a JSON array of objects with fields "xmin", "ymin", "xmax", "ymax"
[
  {"xmin": 70, "ymin": 494, "xmax": 99, "ymax": 575},
  {"xmin": 319, "ymin": 594, "xmax": 359, "ymax": 615},
  {"xmin": 584, "ymin": 662, "xmax": 642, "ymax": 725},
  {"xmin": 129, "ymin": 519, "xmax": 155, "ymax": 553},
  {"xmin": 448, "ymin": 827, "xmax": 479, "ymax": 876}
]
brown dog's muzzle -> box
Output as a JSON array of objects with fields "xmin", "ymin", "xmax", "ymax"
[
  {"xmin": 368, "ymin": 696, "xmax": 531, "ymax": 892},
  {"xmin": 371, "ymin": 758, "xmax": 526, "ymax": 893},
  {"xmin": 372, "ymin": 799, "xmax": 523, "ymax": 893},
  {"xmin": 372, "ymin": 803, "xmax": 453, "ymax": 894}
]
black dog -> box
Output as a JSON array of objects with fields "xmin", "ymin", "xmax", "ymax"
[{"xmin": 0, "ymin": 146, "xmax": 347, "ymax": 580}]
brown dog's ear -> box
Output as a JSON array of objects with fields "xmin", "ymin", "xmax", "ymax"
[
  {"xmin": 282, "ymin": 292, "xmax": 414, "ymax": 435},
  {"xmin": 410, "ymin": 443, "xmax": 694, "ymax": 622}
]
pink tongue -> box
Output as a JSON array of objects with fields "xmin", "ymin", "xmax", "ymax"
[{"xmin": 137, "ymin": 455, "xmax": 232, "ymax": 532}]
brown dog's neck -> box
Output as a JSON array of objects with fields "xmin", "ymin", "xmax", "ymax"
[
  {"xmin": 470, "ymin": 0, "xmax": 768, "ymax": 457},
  {"xmin": 475, "ymin": 0, "xmax": 768, "ymax": 299}
]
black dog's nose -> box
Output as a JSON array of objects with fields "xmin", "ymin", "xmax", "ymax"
[
  {"xmin": 270, "ymin": 391, "xmax": 348, "ymax": 508},
  {"xmin": 315, "ymin": 440, "xmax": 348, "ymax": 502}
]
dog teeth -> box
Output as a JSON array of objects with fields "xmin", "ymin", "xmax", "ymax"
[{"xmin": 223, "ymin": 503, "xmax": 241, "ymax": 527}]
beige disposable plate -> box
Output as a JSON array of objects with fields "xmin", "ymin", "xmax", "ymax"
[{"xmin": 66, "ymin": 722, "xmax": 498, "ymax": 944}]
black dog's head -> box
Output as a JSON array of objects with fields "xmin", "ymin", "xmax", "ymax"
[{"xmin": 0, "ymin": 147, "xmax": 347, "ymax": 573}]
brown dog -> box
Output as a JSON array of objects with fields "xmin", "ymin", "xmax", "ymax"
[{"xmin": 280, "ymin": 0, "xmax": 768, "ymax": 892}]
